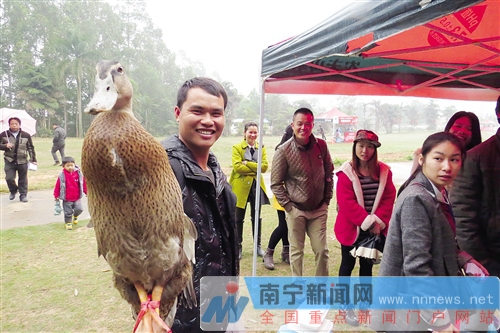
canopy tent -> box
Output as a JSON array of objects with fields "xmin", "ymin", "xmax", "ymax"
[
  {"xmin": 250, "ymin": 0, "xmax": 500, "ymax": 276},
  {"xmin": 316, "ymin": 107, "xmax": 358, "ymax": 142},
  {"xmin": 261, "ymin": 0, "xmax": 500, "ymax": 101},
  {"xmin": 316, "ymin": 107, "xmax": 358, "ymax": 125}
]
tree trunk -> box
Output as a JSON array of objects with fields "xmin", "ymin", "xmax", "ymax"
[
  {"xmin": 64, "ymin": 100, "xmax": 68, "ymax": 135},
  {"xmin": 76, "ymin": 63, "xmax": 83, "ymax": 137}
]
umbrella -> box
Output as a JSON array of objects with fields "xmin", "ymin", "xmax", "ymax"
[
  {"xmin": 350, "ymin": 234, "xmax": 385, "ymax": 264},
  {"xmin": 0, "ymin": 108, "xmax": 37, "ymax": 136}
]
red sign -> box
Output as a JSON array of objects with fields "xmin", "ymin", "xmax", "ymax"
[
  {"xmin": 339, "ymin": 117, "xmax": 358, "ymax": 124},
  {"xmin": 344, "ymin": 132, "xmax": 356, "ymax": 142}
]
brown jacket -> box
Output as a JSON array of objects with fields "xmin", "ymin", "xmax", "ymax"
[{"xmin": 271, "ymin": 134, "xmax": 334, "ymax": 212}]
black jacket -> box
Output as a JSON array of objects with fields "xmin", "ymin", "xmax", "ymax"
[
  {"xmin": 0, "ymin": 130, "xmax": 37, "ymax": 164},
  {"xmin": 450, "ymin": 128, "xmax": 500, "ymax": 277},
  {"xmin": 162, "ymin": 135, "xmax": 239, "ymax": 333}
]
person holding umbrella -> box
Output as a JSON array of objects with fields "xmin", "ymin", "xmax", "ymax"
[
  {"xmin": 334, "ymin": 129, "xmax": 396, "ymax": 326},
  {"xmin": 0, "ymin": 117, "xmax": 37, "ymax": 202}
]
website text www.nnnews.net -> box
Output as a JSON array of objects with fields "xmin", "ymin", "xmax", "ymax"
[
  {"xmin": 378, "ymin": 294, "xmax": 495, "ymax": 306},
  {"xmin": 199, "ymin": 276, "xmax": 500, "ymax": 331}
]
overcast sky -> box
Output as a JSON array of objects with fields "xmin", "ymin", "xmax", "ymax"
[
  {"xmin": 143, "ymin": 0, "xmax": 497, "ymax": 119},
  {"xmin": 145, "ymin": 0, "xmax": 351, "ymax": 95}
]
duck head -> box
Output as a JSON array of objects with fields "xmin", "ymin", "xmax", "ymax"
[{"xmin": 85, "ymin": 60, "xmax": 133, "ymax": 115}]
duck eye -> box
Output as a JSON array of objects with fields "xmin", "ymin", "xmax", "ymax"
[
  {"xmin": 117, "ymin": 67, "xmax": 123, "ymax": 73},
  {"xmin": 107, "ymin": 86, "xmax": 110, "ymax": 91}
]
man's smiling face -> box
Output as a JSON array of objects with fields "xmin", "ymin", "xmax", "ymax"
[{"xmin": 175, "ymin": 87, "xmax": 225, "ymax": 155}]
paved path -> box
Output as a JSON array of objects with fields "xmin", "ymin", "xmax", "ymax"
[
  {"xmin": 1, "ymin": 190, "xmax": 90, "ymax": 230},
  {"xmin": 0, "ymin": 162, "xmax": 412, "ymax": 230}
]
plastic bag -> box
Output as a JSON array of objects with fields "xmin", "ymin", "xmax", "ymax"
[{"xmin": 54, "ymin": 200, "xmax": 62, "ymax": 215}]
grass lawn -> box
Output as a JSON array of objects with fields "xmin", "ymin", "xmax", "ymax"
[{"xmin": 1, "ymin": 130, "xmax": 432, "ymax": 332}]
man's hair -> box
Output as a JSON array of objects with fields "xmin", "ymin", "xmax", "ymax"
[
  {"xmin": 9, "ymin": 117, "xmax": 21, "ymax": 125},
  {"xmin": 176, "ymin": 77, "xmax": 228, "ymax": 109},
  {"xmin": 496, "ymin": 95, "xmax": 500, "ymax": 114},
  {"xmin": 293, "ymin": 108, "xmax": 314, "ymax": 121},
  {"xmin": 52, "ymin": 123, "xmax": 59, "ymax": 126}
]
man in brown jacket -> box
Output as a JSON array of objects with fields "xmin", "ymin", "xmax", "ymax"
[{"xmin": 271, "ymin": 108, "xmax": 334, "ymax": 276}]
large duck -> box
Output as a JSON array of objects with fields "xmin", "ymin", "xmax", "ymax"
[{"xmin": 82, "ymin": 60, "xmax": 197, "ymax": 333}]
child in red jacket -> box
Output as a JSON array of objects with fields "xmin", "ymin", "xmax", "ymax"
[{"xmin": 53, "ymin": 156, "xmax": 87, "ymax": 230}]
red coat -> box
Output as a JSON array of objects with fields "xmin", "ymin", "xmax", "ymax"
[
  {"xmin": 334, "ymin": 161, "xmax": 396, "ymax": 246},
  {"xmin": 54, "ymin": 168, "xmax": 87, "ymax": 202}
]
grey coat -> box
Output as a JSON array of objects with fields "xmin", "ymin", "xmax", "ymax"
[
  {"xmin": 52, "ymin": 126, "xmax": 66, "ymax": 145},
  {"xmin": 377, "ymin": 172, "xmax": 458, "ymax": 331}
]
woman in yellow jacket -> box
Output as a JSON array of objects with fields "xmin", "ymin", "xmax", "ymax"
[{"xmin": 229, "ymin": 121, "xmax": 270, "ymax": 259}]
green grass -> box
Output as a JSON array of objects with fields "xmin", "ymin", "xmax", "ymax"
[{"xmin": 1, "ymin": 131, "xmax": 430, "ymax": 332}]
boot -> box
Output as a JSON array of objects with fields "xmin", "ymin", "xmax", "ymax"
[
  {"xmin": 263, "ymin": 248, "xmax": 275, "ymax": 270},
  {"xmin": 281, "ymin": 245, "xmax": 290, "ymax": 264}
]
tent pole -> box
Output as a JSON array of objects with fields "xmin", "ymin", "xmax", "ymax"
[{"xmin": 252, "ymin": 78, "xmax": 267, "ymax": 277}]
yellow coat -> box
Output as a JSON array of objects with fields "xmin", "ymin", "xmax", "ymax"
[
  {"xmin": 229, "ymin": 139, "xmax": 269, "ymax": 209},
  {"xmin": 271, "ymin": 195, "xmax": 285, "ymax": 211}
]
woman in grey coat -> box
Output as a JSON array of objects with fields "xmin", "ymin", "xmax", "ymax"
[{"xmin": 376, "ymin": 132, "xmax": 488, "ymax": 333}]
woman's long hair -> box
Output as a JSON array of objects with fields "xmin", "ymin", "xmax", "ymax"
[
  {"xmin": 351, "ymin": 141, "xmax": 380, "ymax": 181},
  {"xmin": 397, "ymin": 132, "xmax": 466, "ymax": 197},
  {"xmin": 444, "ymin": 111, "xmax": 482, "ymax": 150}
]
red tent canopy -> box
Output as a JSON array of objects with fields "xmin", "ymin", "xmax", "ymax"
[
  {"xmin": 316, "ymin": 107, "xmax": 358, "ymax": 125},
  {"xmin": 261, "ymin": 0, "xmax": 499, "ymax": 101}
]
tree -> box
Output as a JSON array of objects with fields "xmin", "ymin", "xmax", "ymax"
[
  {"xmin": 359, "ymin": 102, "xmax": 372, "ymax": 129},
  {"xmin": 1, "ymin": 0, "xmax": 245, "ymax": 139},
  {"xmin": 368, "ymin": 99, "xmax": 382, "ymax": 132},
  {"xmin": 221, "ymin": 81, "xmax": 242, "ymax": 136},
  {"xmin": 403, "ymin": 100, "xmax": 423, "ymax": 131},
  {"xmin": 336, "ymin": 96, "xmax": 359, "ymax": 116},
  {"xmin": 424, "ymin": 100, "xmax": 441, "ymax": 131},
  {"xmin": 375, "ymin": 103, "xmax": 400, "ymax": 134},
  {"xmin": 16, "ymin": 61, "xmax": 59, "ymax": 130},
  {"xmin": 441, "ymin": 105, "xmax": 458, "ymax": 125}
]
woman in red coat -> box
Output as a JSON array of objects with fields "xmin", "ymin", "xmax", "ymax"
[{"xmin": 334, "ymin": 130, "xmax": 396, "ymax": 325}]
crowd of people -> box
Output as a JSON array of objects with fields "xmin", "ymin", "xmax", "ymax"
[{"xmin": 2, "ymin": 77, "xmax": 499, "ymax": 332}]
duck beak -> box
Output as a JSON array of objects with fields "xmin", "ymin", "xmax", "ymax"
[{"xmin": 84, "ymin": 72, "xmax": 118, "ymax": 115}]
